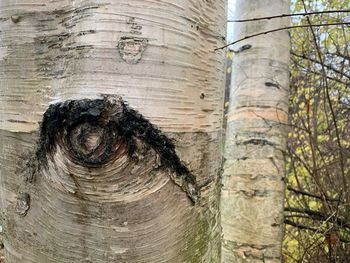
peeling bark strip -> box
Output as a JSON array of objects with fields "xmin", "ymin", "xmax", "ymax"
[{"xmin": 36, "ymin": 96, "xmax": 199, "ymax": 203}]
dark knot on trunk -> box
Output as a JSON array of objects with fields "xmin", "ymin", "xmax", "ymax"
[{"xmin": 35, "ymin": 95, "xmax": 199, "ymax": 203}]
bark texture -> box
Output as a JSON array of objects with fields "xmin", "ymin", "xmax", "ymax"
[
  {"xmin": 221, "ymin": 1, "xmax": 290, "ymax": 262},
  {"xmin": 0, "ymin": 1, "xmax": 226, "ymax": 262}
]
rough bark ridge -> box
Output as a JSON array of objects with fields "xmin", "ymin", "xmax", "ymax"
[
  {"xmin": 0, "ymin": 0, "xmax": 226, "ymax": 262},
  {"xmin": 221, "ymin": 0, "xmax": 290, "ymax": 262}
]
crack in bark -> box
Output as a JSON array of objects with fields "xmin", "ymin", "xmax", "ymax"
[
  {"xmin": 239, "ymin": 138, "xmax": 276, "ymax": 147},
  {"xmin": 265, "ymin": 82, "xmax": 281, "ymax": 89}
]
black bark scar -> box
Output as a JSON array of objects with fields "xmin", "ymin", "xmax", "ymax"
[{"xmin": 36, "ymin": 96, "xmax": 199, "ymax": 203}]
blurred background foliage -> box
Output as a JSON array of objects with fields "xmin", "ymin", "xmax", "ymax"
[{"xmin": 284, "ymin": 0, "xmax": 349, "ymax": 262}]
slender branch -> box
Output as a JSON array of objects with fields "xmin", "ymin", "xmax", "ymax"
[
  {"xmin": 325, "ymin": 51, "xmax": 350, "ymax": 61},
  {"xmin": 301, "ymin": 2, "xmax": 348, "ymax": 206},
  {"xmin": 285, "ymin": 219, "xmax": 318, "ymax": 231},
  {"xmin": 291, "ymin": 51, "xmax": 350, "ymax": 79},
  {"xmin": 227, "ymin": 10, "xmax": 350, "ymax": 23},
  {"xmin": 287, "ymin": 186, "xmax": 341, "ymax": 203},
  {"xmin": 291, "ymin": 58, "xmax": 350, "ymax": 85},
  {"xmin": 285, "ymin": 207, "xmax": 350, "ymax": 229},
  {"xmin": 285, "ymin": 207, "xmax": 326, "ymax": 221},
  {"xmin": 285, "ymin": 219, "xmax": 350, "ymax": 243},
  {"xmin": 215, "ymin": 22, "xmax": 350, "ymax": 50}
]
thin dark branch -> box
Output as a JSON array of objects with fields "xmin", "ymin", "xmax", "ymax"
[
  {"xmin": 291, "ymin": 58, "xmax": 350, "ymax": 85},
  {"xmin": 287, "ymin": 186, "xmax": 341, "ymax": 203},
  {"xmin": 325, "ymin": 51, "xmax": 350, "ymax": 61},
  {"xmin": 285, "ymin": 207, "xmax": 326, "ymax": 221},
  {"xmin": 285, "ymin": 207, "xmax": 350, "ymax": 229},
  {"xmin": 228, "ymin": 10, "xmax": 350, "ymax": 23},
  {"xmin": 301, "ymin": 2, "xmax": 348, "ymax": 206},
  {"xmin": 215, "ymin": 22, "xmax": 350, "ymax": 50},
  {"xmin": 285, "ymin": 219, "xmax": 318, "ymax": 231},
  {"xmin": 291, "ymin": 51, "xmax": 350, "ymax": 79},
  {"xmin": 285, "ymin": 219, "xmax": 350, "ymax": 243}
]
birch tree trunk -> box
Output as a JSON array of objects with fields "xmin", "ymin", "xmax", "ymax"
[
  {"xmin": 221, "ymin": 1, "xmax": 290, "ymax": 262},
  {"xmin": 0, "ymin": 1, "xmax": 226, "ymax": 262}
]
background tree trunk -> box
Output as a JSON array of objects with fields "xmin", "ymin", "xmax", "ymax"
[
  {"xmin": 0, "ymin": 1, "xmax": 226, "ymax": 262},
  {"xmin": 221, "ymin": 0, "xmax": 290, "ymax": 262}
]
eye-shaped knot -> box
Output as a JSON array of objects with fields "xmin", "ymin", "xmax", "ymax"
[
  {"xmin": 37, "ymin": 97, "xmax": 126, "ymax": 167},
  {"xmin": 72, "ymin": 124, "xmax": 104, "ymax": 155},
  {"xmin": 65, "ymin": 121, "xmax": 126, "ymax": 166},
  {"xmin": 35, "ymin": 96, "xmax": 200, "ymax": 203}
]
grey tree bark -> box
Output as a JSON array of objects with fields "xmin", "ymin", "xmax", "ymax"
[
  {"xmin": 0, "ymin": 1, "xmax": 226, "ymax": 262},
  {"xmin": 221, "ymin": 0, "xmax": 291, "ymax": 262}
]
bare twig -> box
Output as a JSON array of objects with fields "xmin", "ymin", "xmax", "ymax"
[
  {"xmin": 285, "ymin": 207, "xmax": 350, "ymax": 229},
  {"xmin": 228, "ymin": 10, "xmax": 350, "ymax": 23},
  {"xmin": 301, "ymin": 2, "xmax": 348, "ymax": 206},
  {"xmin": 285, "ymin": 219, "xmax": 350, "ymax": 243},
  {"xmin": 215, "ymin": 22, "xmax": 350, "ymax": 50},
  {"xmin": 285, "ymin": 219, "xmax": 318, "ymax": 231},
  {"xmin": 292, "ymin": 51, "xmax": 350, "ymax": 79},
  {"xmin": 287, "ymin": 186, "xmax": 341, "ymax": 203}
]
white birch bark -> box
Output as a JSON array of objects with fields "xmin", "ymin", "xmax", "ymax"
[
  {"xmin": 0, "ymin": 1, "xmax": 226, "ymax": 262},
  {"xmin": 221, "ymin": 0, "xmax": 290, "ymax": 262}
]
